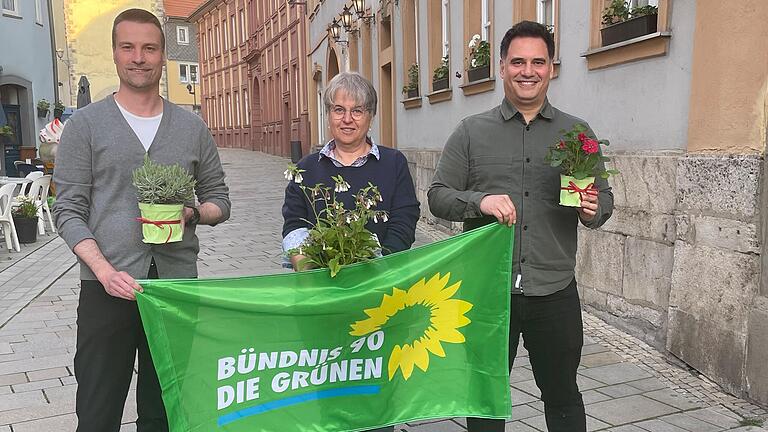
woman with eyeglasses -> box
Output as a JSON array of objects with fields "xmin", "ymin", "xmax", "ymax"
[{"xmin": 282, "ymin": 72, "xmax": 420, "ymax": 280}]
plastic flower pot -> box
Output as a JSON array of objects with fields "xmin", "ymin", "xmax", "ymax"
[
  {"xmin": 601, "ymin": 13, "xmax": 658, "ymax": 46},
  {"xmin": 559, "ymin": 175, "xmax": 596, "ymax": 207},
  {"xmin": 433, "ymin": 78, "xmax": 449, "ymax": 91},
  {"xmin": 467, "ymin": 65, "xmax": 490, "ymax": 82},
  {"xmin": 137, "ymin": 203, "xmax": 184, "ymax": 244},
  {"xmin": 14, "ymin": 216, "xmax": 38, "ymax": 243}
]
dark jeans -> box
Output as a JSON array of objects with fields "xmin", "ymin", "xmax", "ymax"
[
  {"xmin": 467, "ymin": 279, "xmax": 586, "ymax": 432},
  {"xmin": 75, "ymin": 261, "xmax": 168, "ymax": 432}
]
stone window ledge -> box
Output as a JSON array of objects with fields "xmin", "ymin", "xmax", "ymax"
[
  {"xmin": 427, "ymin": 88, "xmax": 452, "ymax": 104},
  {"xmin": 401, "ymin": 97, "xmax": 423, "ymax": 110},
  {"xmin": 581, "ymin": 32, "xmax": 672, "ymax": 70},
  {"xmin": 459, "ymin": 78, "xmax": 495, "ymax": 96}
]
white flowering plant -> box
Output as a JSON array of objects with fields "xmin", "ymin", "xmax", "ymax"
[
  {"xmin": 284, "ymin": 163, "xmax": 388, "ymax": 277},
  {"xmin": 467, "ymin": 34, "xmax": 490, "ymax": 69}
]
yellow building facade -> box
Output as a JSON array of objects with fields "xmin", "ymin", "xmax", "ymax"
[{"xmin": 63, "ymin": 0, "xmax": 167, "ymax": 103}]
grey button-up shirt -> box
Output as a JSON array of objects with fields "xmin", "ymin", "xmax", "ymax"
[{"xmin": 428, "ymin": 98, "xmax": 613, "ymax": 296}]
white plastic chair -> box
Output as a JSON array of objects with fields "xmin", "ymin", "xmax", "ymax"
[
  {"xmin": 0, "ymin": 183, "xmax": 21, "ymax": 252},
  {"xmin": 25, "ymin": 175, "xmax": 55, "ymax": 235},
  {"xmin": 16, "ymin": 171, "xmax": 44, "ymax": 198}
]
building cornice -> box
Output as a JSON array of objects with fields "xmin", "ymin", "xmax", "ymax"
[{"xmin": 188, "ymin": 0, "xmax": 218, "ymax": 22}]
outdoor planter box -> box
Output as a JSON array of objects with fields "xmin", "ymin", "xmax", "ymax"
[
  {"xmin": 406, "ymin": 88, "xmax": 419, "ymax": 99},
  {"xmin": 433, "ymin": 78, "xmax": 449, "ymax": 91},
  {"xmin": 53, "ymin": 108, "xmax": 64, "ymax": 119},
  {"xmin": 601, "ymin": 13, "xmax": 658, "ymax": 46},
  {"xmin": 37, "ymin": 108, "xmax": 49, "ymax": 118},
  {"xmin": 14, "ymin": 217, "xmax": 38, "ymax": 243},
  {"xmin": 467, "ymin": 65, "xmax": 490, "ymax": 83}
]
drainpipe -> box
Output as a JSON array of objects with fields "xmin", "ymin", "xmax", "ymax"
[{"xmin": 47, "ymin": 0, "xmax": 59, "ymax": 103}]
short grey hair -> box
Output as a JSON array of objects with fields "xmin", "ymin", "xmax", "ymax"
[{"xmin": 323, "ymin": 72, "xmax": 377, "ymax": 116}]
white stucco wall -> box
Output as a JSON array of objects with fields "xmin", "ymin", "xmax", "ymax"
[{"xmin": 391, "ymin": 0, "xmax": 696, "ymax": 152}]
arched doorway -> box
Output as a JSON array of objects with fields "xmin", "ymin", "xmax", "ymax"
[
  {"xmin": 0, "ymin": 79, "xmax": 33, "ymax": 177},
  {"xmin": 327, "ymin": 47, "xmax": 340, "ymax": 83}
]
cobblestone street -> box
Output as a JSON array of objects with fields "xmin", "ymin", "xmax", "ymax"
[{"xmin": 0, "ymin": 149, "xmax": 765, "ymax": 431}]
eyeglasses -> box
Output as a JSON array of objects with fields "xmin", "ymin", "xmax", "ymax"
[{"xmin": 330, "ymin": 105, "xmax": 368, "ymax": 121}]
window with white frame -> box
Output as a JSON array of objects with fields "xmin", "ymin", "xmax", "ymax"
[
  {"xmin": 536, "ymin": 0, "xmax": 554, "ymax": 32},
  {"xmin": 35, "ymin": 0, "xmax": 43, "ymax": 24},
  {"xmin": 441, "ymin": 0, "xmax": 449, "ymax": 57},
  {"xmin": 239, "ymin": 9, "xmax": 246, "ymax": 42},
  {"xmin": 177, "ymin": 26, "xmax": 189, "ymax": 44},
  {"xmin": 234, "ymin": 91, "xmax": 241, "ymax": 126},
  {"xmin": 243, "ymin": 89, "xmax": 250, "ymax": 125},
  {"xmin": 230, "ymin": 14, "xmax": 237, "ymax": 47},
  {"xmin": 208, "ymin": 28, "xmax": 213, "ymax": 57},
  {"xmin": 414, "ymin": 0, "xmax": 420, "ymax": 61},
  {"xmin": 316, "ymin": 87, "xmax": 324, "ymax": 143},
  {"xmin": 179, "ymin": 63, "xmax": 199, "ymax": 83},
  {"xmin": 223, "ymin": 20, "xmax": 228, "ymax": 50},
  {"xmin": 2, "ymin": 0, "xmax": 19, "ymax": 15},
  {"xmin": 481, "ymin": 0, "xmax": 491, "ymax": 41},
  {"xmin": 215, "ymin": 24, "xmax": 221, "ymax": 54}
]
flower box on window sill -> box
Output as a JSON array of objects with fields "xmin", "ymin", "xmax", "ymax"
[
  {"xmin": 467, "ymin": 65, "xmax": 490, "ymax": 83},
  {"xmin": 432, "ymin": 78, "xmax": 449, "ymax": 91},
  {"xmin": 405, "ymin": 88, "xmax": 420, "ymax": 99},
  {"xmin": 601, "ymin": 13, "xmax": 658, "ymax": 47}
]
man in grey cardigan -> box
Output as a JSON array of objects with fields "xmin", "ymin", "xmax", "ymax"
[{"xmin": 53, "ymin": 9, "xmax": 230, "ymax": 432}]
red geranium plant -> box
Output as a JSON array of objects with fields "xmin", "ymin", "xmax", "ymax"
[{"xmin": 545, "ymin": 123, "xmax": 618, "ymax": 207}]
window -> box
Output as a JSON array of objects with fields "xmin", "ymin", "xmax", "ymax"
[
  {"xmin": 231, "ymin": 14, "xmax": 237, "ymax": 47},
  {"xmin": 180, "ymin": 64, "xmax": 188, "ymax": 83},
  {"xmin": 226, "ymin": 93, "xmax": 233, "ymax": 127},
  {"xmin": 223, "ymin": 20, "xmax": 228, "ymax": 51},
  {"xmin": 584, "ymin": 0, "xmax": 670, "ymax": 70},
  {"xmin": 481, "ymin": 0, "xmax": 491, "ymax": 41},
  {"xmin": 239, "ymin": 9, "xmax": 246, "ymax": 42},
  {"xmin": 215, "ymin": 24, "xmax": 220, "ymax": 54},
  {"xmin": 243, "ymin": 89, "xmax": 250, "ymax": 125},
  {"xmin": 234, "ymin": 91, "xmax": 241, "ymax": 126},
  {"xmin": 177, "ymin": 26, "xmax": 189, "ymax": 44},
  {"xmin": 35, "ymin": 0, "xmax": 43, "ymax": 24},
  {"xmin": 536, "ymin": 0, "xmax": 554, "ymax": 32},
  {"xmin": 178, "ymin": 63, "xmax": 199, "ymax": 83},
  {"xmin": 2, "ymin": 0, "xmax": 19, "ymax": 15},
  {"xmin": 441, "ymin": 0, "xmax": 449, "ymax": 56},
  {"xmin": 208, "ymin": 28, "xmax": 213, "ymax": 57}
]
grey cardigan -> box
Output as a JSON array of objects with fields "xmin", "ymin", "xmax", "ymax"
[{"xmin": 54, "ymin": 95, "xmax": 231, "ymax": 280}]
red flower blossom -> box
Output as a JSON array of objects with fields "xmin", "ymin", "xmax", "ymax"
[
  {"xmin": 558, "ymin": 140, "xmax": 566, "ymax": 149},
  {"xmin": 581, "ymin": 138, "xmax": 599, "ymax": 154},
  {"xmin": 577, "ymin": 132, "xmax": 589, "ymax": 143}
]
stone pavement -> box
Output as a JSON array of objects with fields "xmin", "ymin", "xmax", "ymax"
[{"xmin": 0, "ymin": 148, "xmax": 765, "ymax": 432}]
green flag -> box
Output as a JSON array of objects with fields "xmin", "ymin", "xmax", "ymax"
[{"xmin": 137, "ymin": 223, "xmax": 514, "ymax": 432}]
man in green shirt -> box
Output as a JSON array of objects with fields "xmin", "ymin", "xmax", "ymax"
[{"xmin": 428, "ymin": 21, "xmax": 613, "ymax": 432}]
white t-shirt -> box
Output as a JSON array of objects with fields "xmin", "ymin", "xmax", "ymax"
[{"xmin": 115, "ymin": 100, "xmax": 163, "ymax": 151}]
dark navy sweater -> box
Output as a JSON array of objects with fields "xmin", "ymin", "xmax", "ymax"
[{"xmin": 282, "ymin": 146, "xmax": 420, "ymax": 255}]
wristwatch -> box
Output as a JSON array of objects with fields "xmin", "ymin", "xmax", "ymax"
[{"xmin": 187, "ymin": 206, "xmax": 200, "ymax": 225}]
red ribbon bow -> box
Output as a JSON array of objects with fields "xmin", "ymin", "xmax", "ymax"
[
  {"xmin": 136, "ymin": 217, "xmax": 182, "ymax": 243},
  {"xmin": 561, "ymin": 181, "xmax": 598, "ymax": 201}
]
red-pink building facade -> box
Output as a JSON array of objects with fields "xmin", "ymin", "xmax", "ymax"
[{"xmin": 190, "ymin": 0, "xmax": 309, "ymax": 157}]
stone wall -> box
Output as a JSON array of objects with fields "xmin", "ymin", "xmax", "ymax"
[{"xmin": 400, "ymin": 148, "xmax": 768, "ymax": 406}]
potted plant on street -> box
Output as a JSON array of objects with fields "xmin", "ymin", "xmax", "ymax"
[
  {"xmin": 132, "ymin": 155, "xmax": 196, "ymax": 244},
  {"xmin": 53, "ymin": 100, "xmax": 65, "ymax": 119},
  {"xmin": 12, "ymin": 195, "xmax": 39, "ymax": 244},
  {"xmin": 467, "ymin": 34, "xmax": 491, "ymax": 82},
  {"xmin": 402, "ymin": 63, "xmax": 419, "ymax": 98},
  {"xmin": 601, "ymin": 0, "xmax": 658, "ymax": 46},
  {"xmin": 432, "ymin": 54, "xmax": 449, "ymax": 91},
  {"xmin": 284, "ymin": 164, "xmax": 388, "ymax": 277},
  {"xmin": 545, "ymin": 124, "xmax": 619, "ymax": 207},
  {"xmin": 37, "ymin": 99, "xmax": 51, "ymax": 118}
]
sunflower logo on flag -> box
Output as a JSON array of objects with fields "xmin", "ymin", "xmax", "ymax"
[{"xmin": 349, "ymin": 273, "xmax": 473, "ymax": 380}]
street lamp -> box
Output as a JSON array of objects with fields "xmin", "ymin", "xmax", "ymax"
[
  {"xmin": 340, "ymin": 5, "xmax": 354, "ymax": 30},
  {"xmin": 351, "ymin": 0, "xmax": 375, "ymax": 23},
  {"xmin": 186, "ymin": 83, "xmax": 198, "ymax": 114},
  {"xmin": 329, "ymin": 18, "xmax": 342, "ymax": 41}
]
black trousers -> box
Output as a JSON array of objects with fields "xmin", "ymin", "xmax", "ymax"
[
  {"xmin": 467, "ymin": 279, "xmax": 586, "ymax": 432},
  {"xmin": 75, "ymin": 262, "xmax": 168, "ymax": 432}
]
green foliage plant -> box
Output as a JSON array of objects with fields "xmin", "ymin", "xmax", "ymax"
[
  {"xmin": 12, "ymin": 195, "xmax": 39, "ymax": 219},
  {"xmin": 132, "ymin": 155, "xmax": 196, "ymax": 204},
  {"xmin": 37, "ymin": 99, "xmax": 51, "ymax": 111},
  {"xmin": 602, "ymin": 0, "xmax": 658, "ymax": 26},
  {"xmin": 54, "ymin": 100, "xmax": 65, "ymax": 111},
  {"xmin": 468, "ymin": 34, "xmax": 491, "ymax": 69},
  {"xmin": 0, "ymin": 125, "xmax": 12, "ymax": 137},
  {"xmin": 284, "ymin": 163, "xmax": 388, "ymax": 277},
  {"xmin": 402, "ymin": 63, "xmax": 419, "ymax": 94},
  {"xmin": 432, "ymin": 55, "xmax": 449, "ymax": 81}
]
